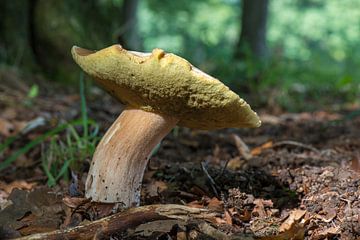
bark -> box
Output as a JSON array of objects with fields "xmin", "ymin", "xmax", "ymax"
[
  {"xmin": 117, "ymin": 0, "xmax": 142, "ymax": 50},
  {"xmin": 235, "ymin": 0, "xmax": 269, "ymax": 61},
  {"xmin": 0, "ymin": 0, "xmax": 37, "ymax": 69}
]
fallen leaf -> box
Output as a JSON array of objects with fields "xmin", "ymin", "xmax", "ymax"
[
  {"xmin": 0, "ymin": 190, "xmax": 12, "ymax": 210},
  {"xmin": 215, "ymin": 217, "xmax": 227, "ymax": 224},
  {"xmin": 279, "ymin": 209, "xmax": 306, "ymax": 232},
  {"xmin": 0, "ymin": 117, "xmax": 14, "ymax": 136},
  {"xmin": 315, "ymin": 226, "xmax": 341, "ymax": 238},
  {"xmin": 239, "ymin": 209, "xmax": 252, "ymax": 222},
  {"xmin": 0, "ymin": 188, "xmax": 64, "ymax": 235},
  {"xmin": 227, "ymin": 156, "xmax": 244, "ymax": 170},
  {"xmin": 207, "ymin": 197, "xmax": 223, "ymax": 211},
  {"xmin": 224, "ymin": 210, "xmax": 233, "ymax": 225},
  {"xmin": 350, "ymin": 152, "xmax": 360, "ymax": 173},
  {"xmin": 177, "ymin": 231, "xmax": 187, "ymax": 240},
  {"xmin": 252, "ymin": 199, "xmax": 274, "ymax": 218},
  {"xmin": 315, "ymin": 207, "xmax": 337, "ymax": 223},
  {"xmin": 186, "ymin": 200, "xmax": 204, "ymax": 209},
  {"xmin": 252, "ymin": 199, "xmax": 267, "ymax": 218},
  {"xmin": 62, "ymin": 196, "xmax": 89, "ymax": 209},
  {"xmin": 145, "ymin": 180, "xmax": 168, "ymax": 197},
  {"xmin": 0, "ymin": 180, "xmax": 37, "ymax": 194}
]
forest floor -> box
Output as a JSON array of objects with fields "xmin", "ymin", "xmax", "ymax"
[{"xmin": 0, "ymin": 70, "xmax": 360, "ymax": 239}]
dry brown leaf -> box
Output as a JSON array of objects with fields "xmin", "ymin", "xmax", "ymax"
[
  {"xmin": 279, "ymin": 209, "xmax": 306, "ymax": 232},
  {"xmin": 0, "ymin": 180, "xmax": 37, "ymax": 194},
  {"xmin": 186, "ymin": 200, "xmax": 204, "ymax": 209},
  {"xmin": 215, "ymin": 217, "xmax": 227, "ymax": 224},
  {"xmin": 251, "ymin": 141, "xmax": 273, "ymax": 156},
  {"xmin": 0, "ymin": 190, "xmax": 11, "ymax": 210},
  {"xmin": 0, "ymin": 117, "xmax": 14, "ymax": 136},
  {"xmin": 261, "ymin": 199, "xmax": 274, "ymax": 208},
  {"xmin": 315, "ymin": 226, "xmax": 341, "ymax": 238},
  {"xmin": 350, "ymin": 152, "xmax": 360, "ymax": 173},
  {"xmin": 224, "ymin": 209, "xmax": 233, "ymax": 225},
  {"xmin": 62, "ymin": 196, "xmax": 89, "ymax": 209},
  {"xmin": 145, "ymin": 180, "xmax": 168, "ymax": 197},
  {"xmin": 240, "ymin": 209, "xmax": 252, "ymax": 222},
  {"xmin": 0, "ymin": 188, "xmax": 64, "ymax": 236},
  {"xmin": 315, "ymin": 207, "xmax": 337, "ymax": 223},
  {"xmin": 177, "ymin": 231, "xmax": 187, "ymax": 240},
  {"xmin": 252, "ymin": 199, "xmax": 267, "ymax": 218},
  {"xmin": 207, "ymin": 197, "xmax": 223, "ymax": 211},
  {"xmin": 227, "ymin": 156, "xmax": 244, "ymax": 170}
]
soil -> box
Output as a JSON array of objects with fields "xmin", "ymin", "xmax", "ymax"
[{"xmin": 0, "ymin": 72, "xmax": 359, "ymax": 239}]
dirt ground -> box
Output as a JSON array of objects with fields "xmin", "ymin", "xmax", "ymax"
[{"xmin": 0, "ymin": 71, "xmax": 359, "ymax": 239}]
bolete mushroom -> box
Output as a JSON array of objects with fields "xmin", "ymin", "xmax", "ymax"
[{"xmin": 72, "ymin": 44, "xmax": 261, "ymax": 207}]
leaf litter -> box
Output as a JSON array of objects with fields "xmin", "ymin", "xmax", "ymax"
[{"xmin": 0, "ymin": 77, "xmax": 359, "ymax": 239}]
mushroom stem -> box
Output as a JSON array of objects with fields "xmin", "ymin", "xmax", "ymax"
[{"xmin": 86, "ymin": 108, "xmax": 178, "ymax": 207}]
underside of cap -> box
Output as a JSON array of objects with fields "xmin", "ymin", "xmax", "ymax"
[{"xmin": 71, "ymin": 45, "xmax": 261, "ymax": 129}]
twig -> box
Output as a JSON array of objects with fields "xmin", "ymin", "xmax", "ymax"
[
  {"xmin": 272, "ymin": 140, "xmax": 319, "ymax": 153},
  {"xmin": 215, "ymin": 158, "xmax": 231, "ymax": 180},
  {"xmin": 201, "ymin": 162, "xmax": 219, "ymax": 197},
  {"xmin": 231, "ymin": 134, "xmax": 252, "ymax": 160},
  {"xmin": 14, "ymin": 204, "xmax": 217, "ymax": 240}
]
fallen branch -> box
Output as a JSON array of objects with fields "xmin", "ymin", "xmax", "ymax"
[
  {"xmin": 272, "ymin": 140, "xmax": 319, "ymax": 153},
  {"xmin": 13, "ymin": 204, "xmax": 217, "ymax": 240},
  {"xmin": 201, "ymin": 162, "xmax": 220, "ymax": 197},
  {"xmin": 231, "ymin": 134, "xmax": 252, "ymax": 161}
]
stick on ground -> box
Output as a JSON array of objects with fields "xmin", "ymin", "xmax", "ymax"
[{"xmin": 14, "ymin": 204, "xmax": 217, "ymax": 240}]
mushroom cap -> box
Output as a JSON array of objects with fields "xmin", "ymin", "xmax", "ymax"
[{"xmin": 72, "ymin": 45, "xmax": 261, "ymax": 130}]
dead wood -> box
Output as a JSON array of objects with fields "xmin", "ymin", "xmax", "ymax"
[{"xmin": 13, "ymin": 204, "xmax": 217, "ymax": 240}]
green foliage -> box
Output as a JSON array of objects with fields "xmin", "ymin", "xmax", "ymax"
[
  {"xmin": 2, "ymin": 0, "xmax": 359, "ymax": 110},
  {"xmin": 41, "ymin": 74, "xmax": 99, "ymax": 186},
  {"xmin": 138, "ymin": 0, "xmax": 360, "ymax": 110},
  {"xmin": 27, "ymin": 84, "xmax": 39, "ymax": 98},
  {"xmin": 41, "ymin": 120, "xmax": 99, "ymax": 187},
  {"xmin": 141, "ymin": 0, "xmax": 240, "ymax": 66},
  {"xmin": 0, "ymin": 73, "xmax": 100, "ymax": 187}
]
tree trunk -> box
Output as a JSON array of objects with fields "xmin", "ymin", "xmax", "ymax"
[
  {"xmin": 235, "ymin": 0, "xmax": 269, "ymax": 61},
  {"xmin": 0, "ymin": 0, "xmax": 37, "ymax": 69},
  {"xmin": 117, "ymin": 0, "xmax": 142, "ymax": 51}
]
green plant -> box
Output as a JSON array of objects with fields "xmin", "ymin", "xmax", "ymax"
[
  {"xmin": 41, "ymin": 120, "xmax": 99, "ymax": 187},
  {"xmin": 41, "ymin": 73, "xmax": 99, "ymax": 186},
  {"xmin": 0, "ymin": 73, "xmax": 100, "ymax": 187},
  {"xmin": 23, "ymin": 84, "xmax": 40, "ymax": 107}
]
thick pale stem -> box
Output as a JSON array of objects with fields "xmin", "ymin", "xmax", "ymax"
[{"xmin": 86, "ymin": 108, "xmax": 178, "ymax": 207}]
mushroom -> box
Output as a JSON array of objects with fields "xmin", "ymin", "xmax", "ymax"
[{"xmin": 71, "ymin": 44, "xmax": 261, "ymax": 207}]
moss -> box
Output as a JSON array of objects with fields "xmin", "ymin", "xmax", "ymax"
[{"xmin": 72, "ymin": 45, "xmax": 261, "ymax": 130}]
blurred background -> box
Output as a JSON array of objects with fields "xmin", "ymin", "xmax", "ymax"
[{"xmin": 1, "ymin": 0, "xmax": 359, "ymax": 112}]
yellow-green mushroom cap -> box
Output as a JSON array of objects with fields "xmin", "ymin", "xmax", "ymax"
[{"xmin": 71, "ymin": 44, "xmax": 261, "ymax": 130}]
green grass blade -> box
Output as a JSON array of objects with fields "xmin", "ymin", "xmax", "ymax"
[
  {"xmin": 79, "ymin": 72, "xmax": 88, "ymax": 140},
  {"xmin": 55, "ymin": 159, "xmax": 71, "ymax": 181},
  {"xmin": 42, "ymin": 159, "xmax": 56, "ymax": 187},
  {"xmin": 0, "ymin": 135, "xmax": 18, "ymax": 154},
  {"xmin": 0, "ymin": 119, "xmax": 85, "ymax": 171}
]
